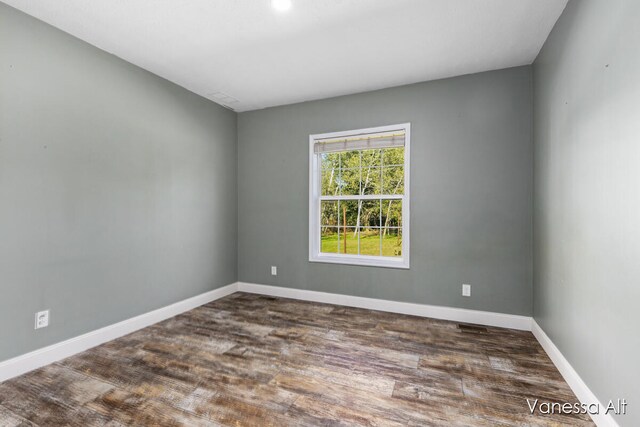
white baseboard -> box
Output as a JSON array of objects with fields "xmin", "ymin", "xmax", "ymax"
[
  {"xmin": 0, "ymin": 282, "xmax": 238, "ymax": 383},
  {"xmin": 237, "ymin": 282, "xmax": 532, "ymax": 331},
  {"xmin": 532, "ymin": 321, "xmax": 619, "ymax": 427}
]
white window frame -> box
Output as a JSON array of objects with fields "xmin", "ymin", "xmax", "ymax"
[{"xmin": 308, "ymin": 123, "xmax": 410, "ymax": 269}]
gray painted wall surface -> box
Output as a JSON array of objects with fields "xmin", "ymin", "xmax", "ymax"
[
  {"xmin": 238, "ymin": 66, "xmax": 533, "ymax": 316},
  {"xmin": 0, "ymin": 3, "xmax": 237, "ymax": 362},
  {"xmin": 533, "ymin": 0, "xmax": 639, "ymax": 423}
]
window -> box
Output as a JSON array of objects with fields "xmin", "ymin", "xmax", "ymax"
[{"xmin": 309, "ymin": 123, "xmax": 410, "ymax": 268}]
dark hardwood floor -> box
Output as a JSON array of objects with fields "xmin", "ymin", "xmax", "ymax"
[{"xmin": 0, "ymin": 292, "xmax": 593, "ymax": 426}]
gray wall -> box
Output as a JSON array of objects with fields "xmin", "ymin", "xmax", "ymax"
[
  {"xmin": 533, "ymin": 0, "xmax": 639, "ymax": 423},
  {"xmin": 238, "ymin": 66, "xmax": 533, "ymax": 316},
  {"xmin": 0, "ymin": 3, "xmax": 237, "ymax": 362}
]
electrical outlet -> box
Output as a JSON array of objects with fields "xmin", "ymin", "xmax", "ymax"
[
  {"xmin": 35, "ymin": 310, "xmax": 49, "ymax": 329},
  {"xmin": 462, "ymin": 284, "xmax": 471, "ymax": 297},
  {"xmin": 271, "ymin": 266, "xmax": 277, "ymax": 276}
]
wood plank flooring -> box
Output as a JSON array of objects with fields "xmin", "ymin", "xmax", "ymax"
[{"xmin": 0, "ymin": 293, "xmax": 594, "ymax": 426}]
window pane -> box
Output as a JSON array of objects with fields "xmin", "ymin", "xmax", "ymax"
[
  {"xmin": 361, "ymin": 166, "xmax": 381, "ymax": 195},
  {"xmin": 382, "ymin": 166, "xmax": 404, "ymax": 194},
  {"xmin": 382, "ymin": 147, "xmax": 404, "ymax": 166},
  {"xmin": 321, "ymin": 201, "xmax": 338, "ymax": 226},
  {"xmin": 361, "ymin": 149, "xmax": 382, "ymax": 195},
  {"xmin": 321, "ymin": 153, "xmax": 340, "ymax": 171},
  {"xmin": 382, "ymin": 228, "xmax": 402, "ymax": 257},
  {"xmin": 360, "ymin": 200, "xmax": 381, "ymax": 227},
  {"xmin": 359, "ymin": 227, "xmax": 381, "ymax": 256},
  {"xmin": 340, "ymin": 150, "xmax": 361, "ymax": 169},
  {"xmin": 321, "ymin": 227, "xmax": 339, "ymax": 253},
  {"xmin": 339, "ymin": 168, "xmax": 360, "ymax": 196},
  {"xmin": 321, "ymin": 167, "xmax": 339, "ymax": 196},
  {"xmin": 341, "ymin": 200, "xmax": 360, "ymax": 227},
  {"xmin": 361, "ymin": 149, "xmax": 381, "ymax": 168},
  {"xmin": 381, "ymin": 199, "xmax": 402, "ymax": 228},
  {"xmin": 338, "ymin": 227, "xmax": 358, "ymax": 254}
]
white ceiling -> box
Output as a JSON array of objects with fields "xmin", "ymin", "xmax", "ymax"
[{"xmin": 4, "ymin": 0, "xmax": 567, "ymax": 112}]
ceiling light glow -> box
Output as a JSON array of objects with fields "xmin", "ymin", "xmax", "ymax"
[{"xmin": 272, "ymin": 0, "xmax": 292, "ymax": 12}]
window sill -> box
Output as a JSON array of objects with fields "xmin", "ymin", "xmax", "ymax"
[{"xmin": 309, "ymin": 253, "xmax": 409, "ymax": 269}]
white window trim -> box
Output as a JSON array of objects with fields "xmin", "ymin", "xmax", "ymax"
[{"xmin": 308, "ymin": 123, "xmax": 410, "ymax": 269}]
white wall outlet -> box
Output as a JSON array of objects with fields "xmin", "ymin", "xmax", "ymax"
[
  {"xmin": 462, "ymin": 284, "xmax": 471, "ymax": 297},
  {"xmin": 271, "ymin": 266, "xmax": 277, "ymax": 276},
  {"xmin": 35, "ymin": 310, "xmax": 49, "ymax": 329}
]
